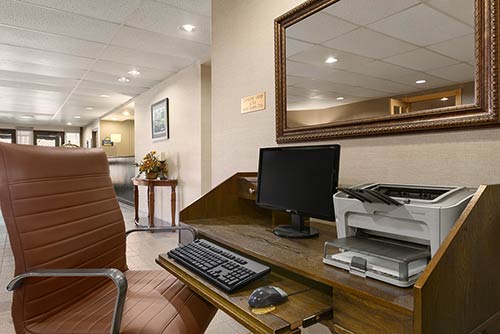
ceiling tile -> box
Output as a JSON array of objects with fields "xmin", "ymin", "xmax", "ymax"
[
  {"xmin": 288, "ymin": 45, "xmax": 375, "ymax": 72},
  {"xmin": 287, "ymin": 86, "xmax": 323, "ymax": 98},
  {"xmin": 286, "ymin": 12, "xmax": 356, "ymax": 44},
  {"xmin": 154, "ymin": 0, "xmax": 211, "ymax": 17},
  {"xmin": 323, "ymin": 27, "xmax": 418, "ymax": 59},
  {"xmin": 0, "ymin": 69, "xmax": 79, "ymax": 88},
  {"xmin": 427, "ymin": 33, "xmax": 474, "ymax": 63},
  {"xmin": 286, "ymin": 38, "xmax": 315, "ymax": 58},
  {"xmin": 294, "ymin": 79, "xmax": 388, "ymax": 98},
  {"xmin": 126, "ymin": 0, "xmax": 211, "ymax": 45},
  {"xmin": 78, "ymin": 80, "xmax": 148, "ymax": 96},
  {"xmin": 91, "ymin": 60, "xmax": 172, "ymax": 81},
  {"xmin": 18, "ymin": 0, "xmax": 143, "ymax": 23},
  {"xmin": 384, "ymin": 48, "xmax": 460, "ymax": 72},
  {"xmin": 72, "ymin": 87, "xmax": 131, "ymax": 101},
  {"xmin": 287, "ymin": 75, "xmax": 309, "ymax": 86},
  {"xmin": 0, "ymin": 0, "xmax": 120, "ymax": 43},
  {"xmin": 424, "ymin": 0, "xmax": 474, "ymax": 26},
  {"xmin": 0, "ymin": 59, "xmax": 86, "ymax": 79},
  {"xmin": 393, "ymin": 73, "xmax": 454, "ymax": 90},
  {"xmin": 349, "ymin": 61, "xmax": 421, "ymax": 81},
  {"xmin": 431, "ymin": 63, "xmax": 475, "ymax": 83},
  {"xmin": 0, "ymin": 25, "xmax": 105, "ymax": 58},
  {"xmin": 100, "ymin": 45, "xmax": 194, "ymax": 71},
  {"xmin": 323, "ymin": 0, "xmax": 419, "ymax": 25},
  {"xmin": 85, "ymin": 71, "xmax": 159, "ymax": 88},
  {"xmin": 0, "ymin": 44, "xmax": 94, "ymax": 70},
  {"xmin": 0, "ymin": 78, "xmax": 74, "ymax": 94},
  {"xmin": 112, "ymin": 26, "xmax": 209, "ymax": 60},
  {"xmin": 368, "ymin": 3, "xmax": 473, "ymax": 46}
]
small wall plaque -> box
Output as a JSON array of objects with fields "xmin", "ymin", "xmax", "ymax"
[{"xmin": 241, "ymin": 92, "xmax": 266, "ymax": 114}]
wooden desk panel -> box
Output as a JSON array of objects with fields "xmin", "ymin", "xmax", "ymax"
[
  {"xmin": 187, "ymin": 216, "xmax": 414, "ymax": 314},
  {"xmin": 156, "ymin": 255, "xmax": 332, "ymax": 334},
  {"xmin": 174, "ymin": 173, "xmax": 500, "ymax": 334}
]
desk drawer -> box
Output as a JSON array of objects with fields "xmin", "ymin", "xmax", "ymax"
[
  {"xmin": 333, "ymin": 291, "xmax": 413, "ymax": 334},
  {"xmin": 238, "ymin": 177, "xmax": 257, "ymax": 200}
]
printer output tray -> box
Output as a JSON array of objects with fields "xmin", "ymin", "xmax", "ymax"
[{"xmin": 324, "ymin": 236, "xmax": 431, "ymax": 287}]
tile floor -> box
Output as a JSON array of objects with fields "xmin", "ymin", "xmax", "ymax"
[{"xmin": 0, "ymin": 204, "xmax": 328, "ymax": 334}]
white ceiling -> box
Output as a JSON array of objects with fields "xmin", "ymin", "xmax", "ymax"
[
  {"xmin": 286, "ymin": 0, "xmax": 475, "ymax": 111},
  {"xmin": 0, "ymin": 0, "xmax": 211, "ymax": 126}
]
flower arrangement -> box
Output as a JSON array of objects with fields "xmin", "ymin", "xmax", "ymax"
[{"xmin": 135, "ymin": 151, "xmax": 168, "ymax": 179}]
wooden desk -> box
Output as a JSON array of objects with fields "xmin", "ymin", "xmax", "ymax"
[
  {"xmin": 158, "ymin": 173, "xmax": 500, "ymax": 334},
  {"xmin": 132, "ymin": 178, "xmax": 178, "ymax": 227}
]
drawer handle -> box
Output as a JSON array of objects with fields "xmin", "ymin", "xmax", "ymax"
[{"xmin": 248, "ymin": 188, "xmax": 256, "ymax": 194}]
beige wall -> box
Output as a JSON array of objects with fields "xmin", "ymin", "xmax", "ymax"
[
  {"xmin": 100, "ymin": 120, "xmax": 135, "ymax": 157},
  {"xmin": 135, "ymin": 63, "xmax": 207, "ymax": 224},
  {"xmin": 201, "ymin": 64, "xmax": 212, "ymax": 194},
  {"xmin": 82, "ymin": 119, "xmax": 99, "ymax": 148},
  {"xmin": 212, "ymin": 0, "xmax": 500, "ymax": 189}
]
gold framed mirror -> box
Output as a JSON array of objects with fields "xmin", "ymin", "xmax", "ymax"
[{"xmin": 275, "ymin": 0, "xmax": 498, "ymax": 143}]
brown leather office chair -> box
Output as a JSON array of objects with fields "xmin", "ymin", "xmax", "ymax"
[{"xmin": 0, "ymin": 143, "xmax": 217, "ymax": 334}]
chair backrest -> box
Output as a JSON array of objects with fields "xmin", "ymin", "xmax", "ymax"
[{"xmin": 0, "ymin": 143, "xmax": 127, "ymax": 331}]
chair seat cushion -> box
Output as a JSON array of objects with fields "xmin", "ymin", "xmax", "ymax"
[{"xmin": 26, "ymin": 270, "xmax": 217, "ymax": 334}]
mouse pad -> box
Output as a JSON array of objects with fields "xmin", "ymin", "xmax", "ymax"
[{"xmin": 251, "ymin": 305, "xmax": 276, "ymax": 315}]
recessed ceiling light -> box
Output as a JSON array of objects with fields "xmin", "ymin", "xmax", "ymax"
[
  {"xmin": 112, "ymin": 117, "xmax": 117, "ymax": 121},
  {"xmin": 74, "ymin": 115, "xmax": 81, "ymax": 119},
  {"xmin": 122, "ymin": 111, "xmax": 130, "ymax": 116},
  {"xmin": 100, "ymin": 94, "xmax": 110, "ymax": 98},
  {"xmin": 118, "ymin": 77, "xmax": 130, "ymax": 83},
  {"xmin": 180, "ymin": 24, "xmax": 196, "ymax": 32},
  {"xmin": 67, "ymin": 122, "xmax": 72, "ymax": 126},
  {"xmin": 85, "ymin": 106, "xmax": 94, "ymax": 110},
  {"xmin": 441, "ymin": 97, "xmax": 449, "ymax": 101},
  {"xmin": 325, "ymin": 57, "xmax": 338, "ymax": 64},
  {"xmin": 416, "ymin": 79, "xmax": 427, "ymax": 84},
  {"xmin": 128, "ymin": 69, "xmax": 141, "ymax": 76},
  {"xmin": 20, "ymin": 115, "xmax": 33, "ymax": 119},
  {"xmin": 336, "ymin": 96, "xmax": 345, "ymax": 101}
]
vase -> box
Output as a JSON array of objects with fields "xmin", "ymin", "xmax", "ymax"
[{"xmin": 146, "ymin": 172, "xmax": 158, "ymax": 180}]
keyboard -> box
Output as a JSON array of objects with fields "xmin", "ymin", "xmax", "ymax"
[{"xmin": 167, "ymin": 239, "xmax": 271, "ymax": 292}]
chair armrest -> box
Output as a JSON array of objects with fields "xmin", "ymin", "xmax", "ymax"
[
  {"xmin": 7, "ymin": 268, "xmax": 127, "ymax": 334},
  {"xmin": 126, "ymin": 226, "xmax": 198, "ymax": 240}
]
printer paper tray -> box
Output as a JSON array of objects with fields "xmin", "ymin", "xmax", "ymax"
[
  {"xmin": 323, "ymin": 236, "xmax": 431, "ymax": 287},
  {"xmin": 323, "ymin": 252, "xmax": 425, "ymax": 287}
]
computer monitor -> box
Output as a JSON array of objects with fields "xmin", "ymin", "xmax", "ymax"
[{"xmin": 256, "ymin": 145, "xmax": 341, "ymax": 238}]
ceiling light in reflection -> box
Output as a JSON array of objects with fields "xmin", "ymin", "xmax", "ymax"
[
  {"xmin": 325, "ymin": 57, "xmax": 338, "ymax": 64},
  {"xmin": 416, "ymin": 79, "xmax": 427, "ymax": 84},
  {"xmin": 128, "ymin": 70, "xmax": 141, "ymax": 76},
  {"xmin": 67, "ymin": 122, "xmax": 72, "ymax": 125},
  {"xmin": 336, "ymin": 97, "xmax": 345, "ymax": 101},
  {"xmin": 100, "ymin": 94, "xmax": 110, "ymax": 98},
  {"xmin": 118, "ymin": 77, "xmax": 130, "ymax": 83},
  {"xmin": 441, "ymin": 97, "xmax": 449, "ymax": 101},
  {"xmin": 74, "ymin": 115, "xmax": 81, "ymax": 119},
  {"xmin": 122, "ymin": 111, "xmax": 130, "ymax": 116},
  {"xmin": 20, "ymin": 115, "xmax": 34, "ymax": 119},
  {"xmin": 180, "ymin": 24, "xmax": 196, "ymax": 32}
]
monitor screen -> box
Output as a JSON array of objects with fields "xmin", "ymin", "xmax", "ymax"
[{"xmin": 256, "ymin": 145, "xmax": 340, "ymax": 221}]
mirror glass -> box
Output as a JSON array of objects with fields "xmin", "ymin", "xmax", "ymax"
[{"xmin": 285, "ymin": 0, "xmax": 475, "ymax": 128}]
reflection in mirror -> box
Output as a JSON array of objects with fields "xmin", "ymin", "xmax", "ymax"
[{"xmin": 285, "ymin": 0, "xmax": 475, "ymax": 128}]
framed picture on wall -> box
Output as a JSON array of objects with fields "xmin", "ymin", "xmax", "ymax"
[{"xmin": 151, "ymin": 98, "xmax": 169, "ymax": 140}]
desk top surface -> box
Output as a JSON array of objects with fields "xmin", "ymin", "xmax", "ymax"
[{"xmin": 187, "ymin": 215, "xmax": 414, "ymax": 314}]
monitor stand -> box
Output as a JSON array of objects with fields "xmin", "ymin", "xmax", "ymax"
[{"xmin": 273, "ymin": 213, "xmax": 319, "ymax": 238}]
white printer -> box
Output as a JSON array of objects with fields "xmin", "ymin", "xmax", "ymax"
[{"xmin": 323, "ymin": 183, "xmax": 476, "ymax": 287}]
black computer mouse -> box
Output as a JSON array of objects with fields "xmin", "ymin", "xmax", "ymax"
[{"xmin": 248, "ymin": 286, "xmax": 288, "ymax": 308}]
